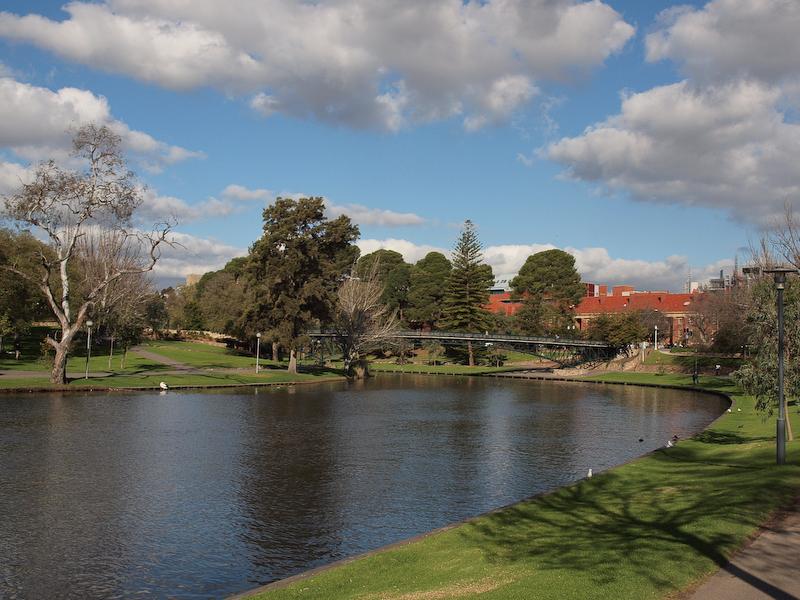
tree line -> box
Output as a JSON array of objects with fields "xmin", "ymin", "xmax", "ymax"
[{"xmin": 0, "ymin": 123, "xmax": 785, "ymax": 387}]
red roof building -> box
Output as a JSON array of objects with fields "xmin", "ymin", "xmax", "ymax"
[{"xmin": 485, "ymin": 284, "xmax": 701, "ymax": 344}]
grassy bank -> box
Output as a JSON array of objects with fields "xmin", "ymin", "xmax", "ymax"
[
  {"xmin": 370, "ymin": 363, "xmax": 527, "ymax": 376},
  {"xmin": 245, "ymin": 373, "xmax": 800, "ymax": 600},
  {"xmin": 0, "ymin": 339, "xmax": 344, "ymax": 391}
]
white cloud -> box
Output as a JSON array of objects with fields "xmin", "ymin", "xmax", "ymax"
[
  {"xmin": 325, "ymin": 200, "xmax": 425, "ymax": 227},
  {"xmin": 646, "ymin": 0, "xmax": 800, "ymax": 85},
  {"xmin": 0, "ymin": 1, "xmax": 634, "ymax": 130},
  {"xmin": 0, "ymin": 160, "xmax": 35, "ymax": 195},
  {"xmin": 360, "ymin": 237, "xmax": 733, "ymax": 291},
  {"xmin": 221, "ymin": 184, "xmax": 274, "ymax": 202},
  {"xmin": 546, "ymin": 79, "xmax": 800, "ymax": 225},
  {"xmin": 0, "ymin": 77, "xmax": 203, "ymax": 169},
  {"xmin": 358, "ymin": 238, "xmax": 448, "ymax": 264},
  {"xmin": 541, "ymin": 0, "xmax": 800, "ymax": 228},
  {"xmin": 153, "ymin": 231, "xmax": 245, "ymax": 280}
]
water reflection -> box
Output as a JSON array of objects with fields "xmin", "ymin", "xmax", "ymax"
[{"xmin": 0, "ymin": 377, "xmax": 726, "ymax": 599}]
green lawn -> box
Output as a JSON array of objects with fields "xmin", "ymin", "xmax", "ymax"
[
  {"xmin": 249, "ymin": 373, "xmax": 800, "ymax": 600},
  {"xmin": 644, "ymin": 350, "xmax": 741, "ymax": 371},
  {"xmin": 141, "ymin": 340, "xmax": 274, "ymax": 369},
  {"xmin": 0, "ymin": 369, "xmax": 342, "ymax": 390}
]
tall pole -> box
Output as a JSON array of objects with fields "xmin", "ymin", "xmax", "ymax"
[
  {"xmin": 776, "ymin": 275, "xmax": 786, "ymax": 465},
  {"xmin": 85, "ymin": 320, "xmax": 93, "ymax": 379},
  {"xmin": 256, "ymin": 332, "xmax": 261, "ymax": 374},
  {"xmin": 765, "ymin": 267, "xmax": 797, "ymax": 465},
  {"xmin": 654, "ymin": 325, "xmax": 658, "ymax": 351}
]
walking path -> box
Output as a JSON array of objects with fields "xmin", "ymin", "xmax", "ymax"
[
  {"xmin": 685, "ymin": 500, "xmax": 800, "ymax": 600},
  {"xmin": 129, "ymin": 347, "xmax": 198, "ymax": 372}
]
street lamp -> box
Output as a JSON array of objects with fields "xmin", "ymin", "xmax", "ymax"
[
  {"xmin": 764, "ymin": 267, "xmax": 798, "ymax": 465},
  {"xmin": 654, "ymin": 325, "xmax": 658, "ymax": 351},
  {"xmin": 256, "ymin": 332, "xmax": 261, "ymax": 374},
  {"xmin": 85, "ymin": 319, "xmax": 93, "ymax": 379}
]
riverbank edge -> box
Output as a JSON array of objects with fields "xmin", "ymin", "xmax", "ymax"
[
  {"xmin": 229, "ymin": 373, "xmax": 755, "ymax": 600},
  {"xmin": 0, "ymin": 374, "xmax": 345, "ymax": 394}
]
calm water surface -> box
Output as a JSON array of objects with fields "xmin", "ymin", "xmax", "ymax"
[{"xmin": 0, "ymin": 375, "xmax": 726, "ymax": 599}]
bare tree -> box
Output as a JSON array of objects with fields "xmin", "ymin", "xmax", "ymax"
[
  {"xmin": 332, "ymin": 263, "xmax": 399, "ymax": 379},
  {"xmin": 1, "ymin": 124, "xmax": 172, "ymax": 384}
]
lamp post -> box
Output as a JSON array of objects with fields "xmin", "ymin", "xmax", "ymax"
[
  {"xmin": 85, "ymin": 319, "xmax": 93, "ymax": 379},
  {"xmin": 256, "ymin": 332, "xmax": 261, "ymax": 373},
  {"xmin": 654, "ymin": 325, "xmax": 658, "ymax": 351},
  {"xmin": 764, "ymin": 267, "xmax": 798, "ymax": 465}
]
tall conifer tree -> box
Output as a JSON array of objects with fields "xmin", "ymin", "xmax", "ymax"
[{"xmin": 440, "ymin": 220, "xmax": 494, "ymax": 366}]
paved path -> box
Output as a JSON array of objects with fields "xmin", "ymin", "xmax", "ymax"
[
  {"xmin": 686, "ymin": 501, "xmax": 800, "ymax": 600},
  {"xmin": 129, "ymin": 347, "xmax": 197, "ymax": 372}
]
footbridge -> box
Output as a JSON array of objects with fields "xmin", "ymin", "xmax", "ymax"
[{"xmin": 309, "ymin": 330, "xmax": 615, "ymax": 366}]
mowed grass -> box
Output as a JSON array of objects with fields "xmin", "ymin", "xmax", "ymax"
[
  {"xmin": 249, "ymin": 374, "xmax": 800, "ymax": 600},
  {"xmin": 141, "ymin": 340, "xmax": 275, "ymax": 369},
  {"xmin": 0, "ymin": 369, "xmax": 342, "ymax": 390},
  {"xmin": 0, "ymin": 339, "xmax": 344, "ymax": 390},
  {"xmin": 644, "ymin": 350, "xmax": 741, "ymax": 371}
]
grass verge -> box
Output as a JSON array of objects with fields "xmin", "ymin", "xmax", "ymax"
[
  {"xmin": 244, "ymin": 373, "xmax": 800, "ymax": 600},
  {"xmin": 370, "ymin": 363, "xmax": 528, "ymax": 376},
  {"xmin": 0, "ymin": 370, "xmax": 343, "ymax": 391}
]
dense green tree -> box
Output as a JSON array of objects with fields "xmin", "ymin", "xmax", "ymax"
[
  {"xmin": 143, "ymin": 293, "xmax": 169, "ymax": 335},
  {"xmin": 439, "ymin": 220, "xmax": 494, "ymax": 366},
  {"xmin": 406, "ymin": 252, "xmax": 452, "ymax": 329},
  {"xmin": 0, "ymin": 229, "xmax": 47, "ymax": 350},
  {"xmin": 735, "ymin": 279, "xmax": 800, "ymax": 439},
  {"xmin": 511, "ymin": 249, "xmax": 584, "ymax": 334},
  {"xmin": 587, "ymin": 312, "xmax": 648, "ymax": 350},
  {"xmin": 515, "ymin": 296, "xmax": 546, "ymax": 336},
  {"xmin": 247, "ymin": 197, "xmax": 359, "ymax": 373},
  {"xmin": 357, "ymin": 249, "xmax": 411, "ymax": 320}
]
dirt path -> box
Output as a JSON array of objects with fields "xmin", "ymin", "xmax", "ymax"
[{"xmin": 685, "ymin": 501, "xmax": 800, "ymax": 600}]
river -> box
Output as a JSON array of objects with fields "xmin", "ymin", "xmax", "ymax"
[{"xmin": 0, "ymin": 375, "xmax": 726, "ymax": 599}]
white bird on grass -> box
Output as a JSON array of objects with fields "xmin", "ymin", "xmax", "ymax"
[
  {"xmin": 159, "ymin": 381, "xmax": 169, "ymax": 391},
  {"xmin": 666, "ymin": 440, "xmax": 674, "ymax": 448},
  {"xmin": 587, "ymin": 468, "xmax": 593, "ymax": 478}
]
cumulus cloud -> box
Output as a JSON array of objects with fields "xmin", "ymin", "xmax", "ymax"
[
  {"xmin": 153, "ymin": 231, "xmax": 245, "ymax": 280},
  {"xmin": 0, "ymin": 77, "xmax": 203, "ymax": 169},
  {"xmin": 546, "ymin": 79, "xmax": 800, "ymax": 225},
  {"xmin": 0, "ymin": 1, "xmax": 634, "ymax": 130},
  {"xmin": 325, "ymin": 200, "xmax": 425, "ymax": 227},
  {"xmin": 646, "ymin": 0, "xmax": 800, "ymax": 85},
  {"xmin": 540, "ymin": 0, "xmax": 800, "ymax": 227},
  {"xmin": 358, "ymin": 238, "xmax": 449, "ymax": 264},
  {"xmin": 221, "ymin": 184, "xmax": 274, "ymax": 202}
]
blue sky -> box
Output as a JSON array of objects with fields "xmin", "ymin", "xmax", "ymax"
[{"xmin": 1, "ymin": 0, "xmax": 798, "ymax": 290}]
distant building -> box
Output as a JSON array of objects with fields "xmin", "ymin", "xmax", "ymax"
[{"xmin": 485, "ymin": 280, "xmax": 702, "ymax": 344}]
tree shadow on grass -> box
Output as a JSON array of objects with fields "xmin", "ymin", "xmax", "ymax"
[
  {"xmin": 694, "ymin": 430, "xmax": 773, "ymax": 445},
  {"xmin": 458, "ymin": 446, "xmax": 800, "ymax": 597}
]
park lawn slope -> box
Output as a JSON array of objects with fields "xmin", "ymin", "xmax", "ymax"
[{"xmin": 248, "ymin": 374, "xmax": 800, "ymax": 600}]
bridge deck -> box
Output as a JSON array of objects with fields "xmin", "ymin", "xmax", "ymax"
[{"xmin": 311, "ymin": 330, "xmax": 611, "ymax": 349}]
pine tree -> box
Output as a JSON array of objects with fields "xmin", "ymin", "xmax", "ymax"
[{"xmin": 440, "ymin": 220, "xmax": 494, "ymax": 366}]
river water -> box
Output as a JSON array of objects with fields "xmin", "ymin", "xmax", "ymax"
[{"xmin": 0, "ymin": 375, "xmax": 726, "ymax": 599}]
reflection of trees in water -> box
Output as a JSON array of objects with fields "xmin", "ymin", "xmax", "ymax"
[{"xmin": 237, "ymin": 387, "xmax": 344, "ymax": 581}]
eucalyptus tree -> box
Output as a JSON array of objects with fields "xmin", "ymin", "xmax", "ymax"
[
  {"xmin": 1, "ymin": 124, "xmax": 173, "ymax": 383},
  {"xmin": 332, "ymin": 262, "xmax": 399, "ymax": 379}
]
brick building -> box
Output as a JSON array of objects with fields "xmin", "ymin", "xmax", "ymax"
[{"xmin": 485, "ymin": 283, "xmax": 701, "ymax": 344}]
